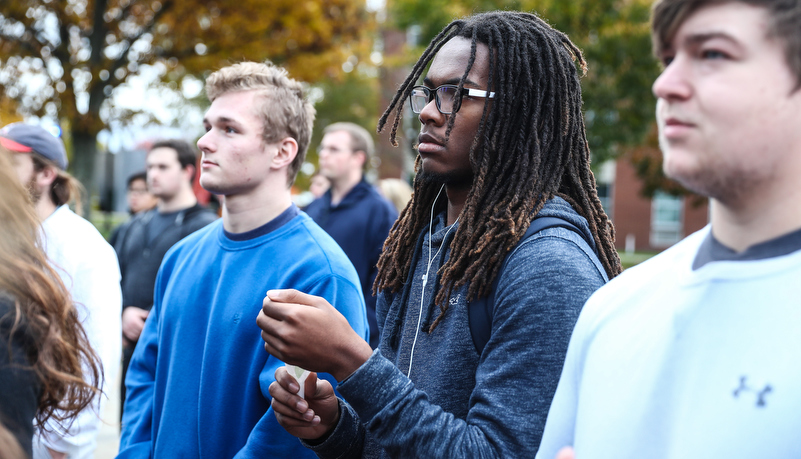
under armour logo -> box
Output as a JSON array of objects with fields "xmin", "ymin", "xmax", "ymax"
[{"xmin": 733, "ymin": 376, "xmax": 772, "ymax": 407}]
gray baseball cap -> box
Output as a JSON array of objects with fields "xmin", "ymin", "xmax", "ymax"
[{"xmin": 0, "ymin": 122, "xmax": 68, "ymax": 170}]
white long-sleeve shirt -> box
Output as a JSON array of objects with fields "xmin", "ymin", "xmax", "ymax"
[{"xmin": 36, "ymin": 205, "xmax": 122, "ymax": 458}]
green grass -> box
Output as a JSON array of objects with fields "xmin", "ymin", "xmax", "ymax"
[
  {"xmin": 89, "ymin": 210, "xmax": 131, "ymax": 241},
  {"xmin": 618, "ymin": 250, "xmax": 658, "ymax": 270}
]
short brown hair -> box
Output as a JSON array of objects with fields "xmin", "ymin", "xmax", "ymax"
[
  {"xmin": 204, "ymin": 62, "xmax": 316, "ymax": 186},
  {"xmin": 323, "ymin": 122, "xmax": 375, "ymax": 171},
  {"xmin": 652, "ymin": 0, "xmax": 801, "ymax": 89}
]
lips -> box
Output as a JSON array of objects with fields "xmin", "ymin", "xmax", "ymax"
[
  {"xmin": 660, "ymin": 116, "xmax": 696, "ymax": 139},
  {"xmin": 417, "ymin": 132, "xmax": 445, "ymax": 154}
]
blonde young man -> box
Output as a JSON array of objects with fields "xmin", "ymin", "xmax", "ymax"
[
  {"xmin": 118, "ymin": 62, "xmax": 368, "ymax": 458},
  {"xmin": 537, "ymin": 1, "xmax": 801, "ymax": 458},
  {"xmin": 1, "ymin": 123, "xmax": 122, "ymax": 459}
]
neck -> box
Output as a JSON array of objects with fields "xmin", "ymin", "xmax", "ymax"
[
  {"xmin": 221, "ymin": 182, "xmax": 293, "ymax": 234},
  {"xmin": 445, "ymin": 185, "xmax": 469, "ymax": 226},
  {"xmin": 35, "ymin": 196, "xmax": 58, "ymax": 221},
  {"xmin": 329, "ymin": 171, "xmax": 363, "ymax": 206},
  {"xmin": 710, "ymin": 181, "xmax": 801, "ymax": 252},
  {"xmin": 158, "ymin": 185, "xmax": 198, "ymax": 213}
]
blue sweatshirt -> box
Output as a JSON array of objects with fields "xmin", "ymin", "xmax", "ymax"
[
  {"xmin": 306, "ymin": 197, "xmax": 608, "ymax": 457},
  {"xmin": 118, "ymin": 208, "xmax": 368, "ymax": 458}
]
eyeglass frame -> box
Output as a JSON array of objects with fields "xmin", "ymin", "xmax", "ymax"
[{"xmin": 409, "ymin": 84, "xmax": 495, "ymax": 115}]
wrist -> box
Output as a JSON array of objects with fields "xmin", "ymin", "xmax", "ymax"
[{"xmin": 332, "ymin": 337, "xmax": 373, "ymax": 382}]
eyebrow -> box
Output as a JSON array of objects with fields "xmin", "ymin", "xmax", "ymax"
[
  {"xmin": 422, "ymin": 76, "xmax": 481, "ymax": 87},
  {"xmin": 203, "ymin": 115, "xmax": 240, "ymax": 125},
  {"xmin": 682, "ymin": 31, "xmax": 741, "ymax": 48}
]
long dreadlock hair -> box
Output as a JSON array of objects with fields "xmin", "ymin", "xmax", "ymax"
[{"xmin": 375, "ymin": 11, "xmax": 622, "ymax": 332}]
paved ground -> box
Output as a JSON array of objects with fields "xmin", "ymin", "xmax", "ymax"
[{"xmin": 95, "ymin": 372, "xmax": 121, "ymax": 458}]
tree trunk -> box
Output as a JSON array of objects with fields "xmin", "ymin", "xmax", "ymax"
[{"xmin": 70, "ymin": 128, "xmax": 98, "ymax": 217}]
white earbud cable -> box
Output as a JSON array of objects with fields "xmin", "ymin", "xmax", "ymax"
[{"xmin": 407, "ymin": 184, "xmax": 457, "ymax": 378}]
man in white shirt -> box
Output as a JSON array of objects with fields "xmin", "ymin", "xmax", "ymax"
[
  {"xmin": 537, "ymin": 1, "xmax": 801, "ymax": 458},
  {"xmin": 2, "ymin": 122, "xmax": 122, "ymax": 459}
]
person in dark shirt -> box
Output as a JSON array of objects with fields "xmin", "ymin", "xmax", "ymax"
[{"xmin": 304, "ymin": 122, "xmax": 398, "ymax": 348}]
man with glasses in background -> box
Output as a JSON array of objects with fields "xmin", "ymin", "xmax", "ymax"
[
  {"xmin": 258, "ymin": 11, "xmax": 621, "ymax": 458},
  {"xmin": 304, "ymin": 122, "xmax": 397, "ymax": 349}
]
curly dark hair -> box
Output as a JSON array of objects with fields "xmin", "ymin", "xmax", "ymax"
[{"xmin": 375, "ymin": 11, "xmax": 621, "ymax": 332}]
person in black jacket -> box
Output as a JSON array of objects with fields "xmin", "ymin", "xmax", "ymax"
[{"xmin": 112, "ymin": 139, "xmax": 217, "ymax": 418}]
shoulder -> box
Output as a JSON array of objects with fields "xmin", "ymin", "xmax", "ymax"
[
  {"xmin": 574, "ymin": 227, "xmax": 707, "ymax": 334},
  {"xmin": 504, "ymin": 227, "xmax": 606, "ymax": 286},
  {"xmin": 42, "ymin": 207, "xmax": 118, "ymax": 266},
  {"xmin": 303, "ymin": 196, "xmax": 327, "ymax": 217}
]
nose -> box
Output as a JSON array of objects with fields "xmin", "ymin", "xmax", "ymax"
[
  {"xmin": 652, "ymin": 56, "xmax": 691, "ymax": 102},
  {"xmin": 418, "ymin": 95, "xmax": 445, "ymax": 126},
  {"xmin": 197, "ymin": 131, "xmax": 215, "ymax": 154}
]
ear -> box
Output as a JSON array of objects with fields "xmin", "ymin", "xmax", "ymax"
[
  {"xmin": 183, "ymin": 164, "xmax": 196, "ymax": 183},
  {"xmin": 353, "ymin": 150, "xmax": 367, "ymax": 169},
  {"xmin": 35, "ymin": 165, "xmax": 58, "ymax": 188},
  {"xmin": 272, "ymin": 137, "xmax": 299, "ymax": 170}
]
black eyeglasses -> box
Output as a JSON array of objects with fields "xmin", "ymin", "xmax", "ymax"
[{"xmin": 409, "ymin": 84, "xmax": 495, "ymax": 115}]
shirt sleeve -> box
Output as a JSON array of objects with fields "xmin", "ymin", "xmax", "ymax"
[{"xmin": 311, "ymin": 230, "xmax": 606, "ymax": 458}]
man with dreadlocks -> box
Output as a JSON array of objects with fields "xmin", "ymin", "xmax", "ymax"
[{"xmin": 257, "ymin": 10, "xmax": 621, "ymax": 457}]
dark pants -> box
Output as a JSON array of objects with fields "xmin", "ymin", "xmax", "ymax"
[{"xmin": 120, "ymin": 343, "xmax": 136, "ymax": 423}]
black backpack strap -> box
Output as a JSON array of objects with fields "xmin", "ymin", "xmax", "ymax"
[{"xmin": 467, "ymin": 217, "xmax": 587, "ymax": 354}]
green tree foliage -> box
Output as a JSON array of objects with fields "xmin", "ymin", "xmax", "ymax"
[
  {"xmin": 0, "ymin": 0, "xmax": 374, "ymax": 195},
  {"xmin": 389, "ymin": 0, "xmax": 660, "ymax": 169}
]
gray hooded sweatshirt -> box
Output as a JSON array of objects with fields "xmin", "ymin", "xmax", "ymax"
[{"xmin": 306, "ymin": 196, "xmax": 608, "ymax": 458}]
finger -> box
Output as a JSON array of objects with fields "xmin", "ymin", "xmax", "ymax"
[
  {"xmin": 261, "ymin": 331, "xmax": 286, "ymax": 360},
  {"xmin": 274, "ymin": 367, "xmax": 299, "ymax": 394},
  {"xmin": 266, "ymin": 289, "xmax": 327, "ymax": 308},
  {"xmin": 274, "ymin": 408, "xmax": 320, "ymax": 428},
  {"xmin": 271, "ymin": 397, "xmax": 316, "ymax": 423},
  {"xmin": 269, "ymin": 380, "xmax": 313, "ymax": 418},
  {"xmin": 261, "ymin": 295, "xmax": 293, "ymax": 321}
]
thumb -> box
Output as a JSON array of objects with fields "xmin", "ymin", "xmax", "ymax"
[{"xmin": 305, "ymin": 371, "xmax": 319, "ymax": 398}]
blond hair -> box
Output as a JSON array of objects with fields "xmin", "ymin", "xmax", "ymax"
[{"xmin": 205, "ymin": 62, "xmax": 316, "ymax": 185}]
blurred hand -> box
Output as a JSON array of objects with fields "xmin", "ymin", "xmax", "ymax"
[
  {"xmin": 122, "ymin": 307, "xmax": 149, "ymax": 342},
  {"xmin": 556, "ymin": 447, "xmax": 575, "ymax": 459},
  {"xmin": 269, "ymin": 367, "xmax": 340, "ymax": 440},
  {"xmin": 256, "ymin": 289, "xmax": 372, "ymax": 381},
  {"xmin": 47, "ymin": 447, "xmax": 67, "ymax": 459}
]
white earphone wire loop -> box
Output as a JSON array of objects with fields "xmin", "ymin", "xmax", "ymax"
[{"xmin": 407, "ymin": 184, "xmax": 457, "ymax": 378}]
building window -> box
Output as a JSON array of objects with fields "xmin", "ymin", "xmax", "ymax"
[{"xmin": 650, "ymin": 191, "xmax": 683, "ymax": 247}]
